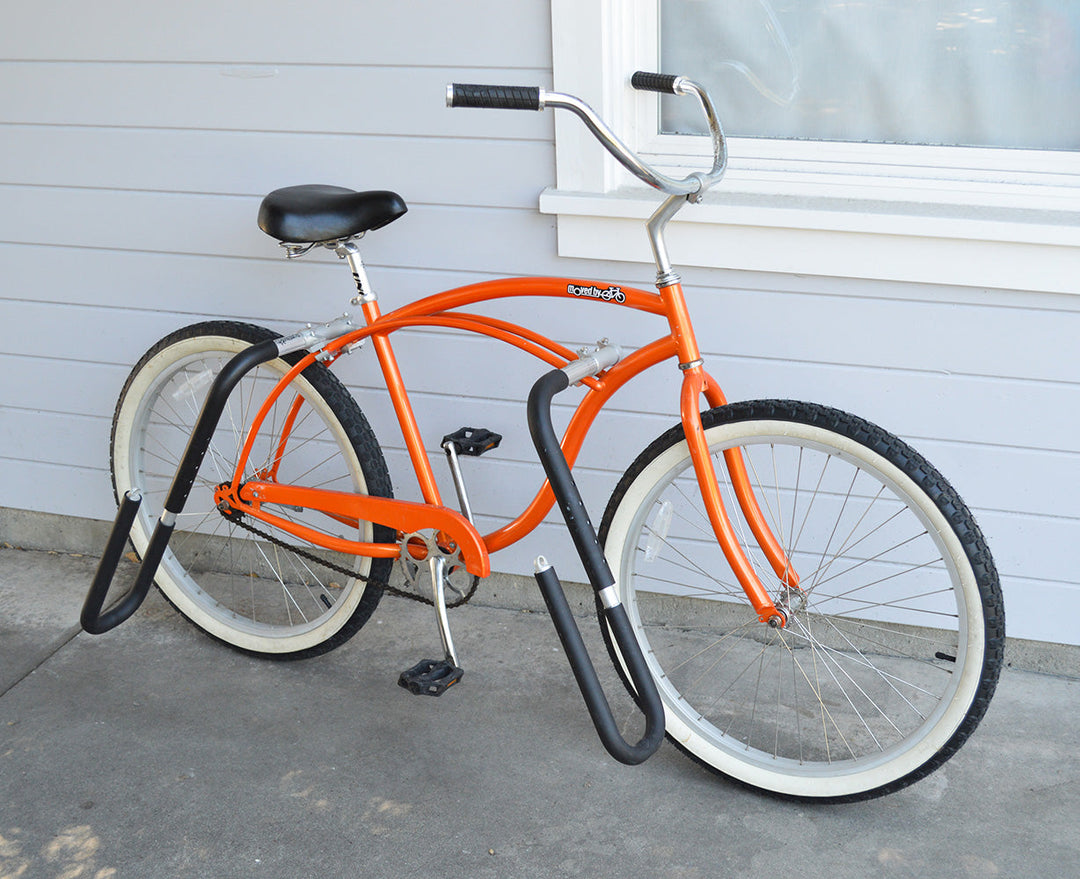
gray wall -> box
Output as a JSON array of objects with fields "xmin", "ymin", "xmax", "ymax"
[{"xmin": 3, "ymin": 1, "xmax": 1077, "ymax": 646}]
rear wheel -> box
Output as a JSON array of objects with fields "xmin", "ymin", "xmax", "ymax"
[
  {"xmin": 110, "ymin": 321, "xmax": 394, "ymax": 658},
  {"xmin": 599, "ymin": 400, "xmax": 1004, "ymax": 801}
]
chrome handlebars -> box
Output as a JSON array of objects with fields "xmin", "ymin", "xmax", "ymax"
[{"xmin": 448, "ymin": 73, "xmax": 728, "ymax": 199}]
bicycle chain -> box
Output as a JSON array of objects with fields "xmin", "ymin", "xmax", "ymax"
[{"xmin": 222, "ymin": 508, "xmax": 479, "ymax": 608}]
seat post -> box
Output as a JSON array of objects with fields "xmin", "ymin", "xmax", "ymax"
[{"xmin": 335, "ymin": 240, "xmax": 376, "ymax": 305}]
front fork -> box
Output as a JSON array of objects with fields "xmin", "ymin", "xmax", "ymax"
[
  {"xmin": 680, "ymin": 367, "xmax": 798, "ymax": 627},
  {"xmin": 660, "ymin": 280, "xmax": 797, "ymax": 627}
]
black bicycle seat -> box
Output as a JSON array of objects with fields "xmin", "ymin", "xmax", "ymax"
[{"xmin": 257, "ymin": 185, "xmax": 407, "ymax": 243}]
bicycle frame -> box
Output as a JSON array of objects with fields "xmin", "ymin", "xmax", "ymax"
[
  {"xmin": 213, "ymin": 274, "xmax": 797, "ymax": 625},
  {"xmin": 81, "ymin": 76, "xmax": 1000, "ymax": 795}
]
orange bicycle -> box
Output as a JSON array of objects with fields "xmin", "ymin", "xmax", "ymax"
[{"xmin": 83, "ymin": 73, "xmax": 1004, "ymax": 801}]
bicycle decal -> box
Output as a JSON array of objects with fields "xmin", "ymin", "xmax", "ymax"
[{"xmin": 567, "ymin": 283, "xmax": 626, "ymax": 304}]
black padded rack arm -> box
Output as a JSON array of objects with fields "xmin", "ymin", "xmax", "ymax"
[
  {"xmin": 526, "ymin": 353, "xmax": 666, "ymax": 765},
  {"xmin": 81, "ymin": 339, "xmax": 281, "ymax": 634}
]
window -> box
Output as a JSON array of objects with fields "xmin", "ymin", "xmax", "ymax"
[
  {"xmin": 660, "ymin": 0, "xmax": 1080, "ymax": 149},
  {"xmin": 541, "ymin": 0, "xmax": 1080, "ymax": 293}
]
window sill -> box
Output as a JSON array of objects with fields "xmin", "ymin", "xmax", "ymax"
[{"xmin": 538, "ymin": 186, "xmax": 1080, "ymax": 294}]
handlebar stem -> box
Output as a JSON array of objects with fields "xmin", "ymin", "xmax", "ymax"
[{"xmin": 647, "ymin": 193, "xmax": 689, "ymax": 286}]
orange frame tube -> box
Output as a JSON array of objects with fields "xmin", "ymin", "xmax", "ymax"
[{"xmin": 221, "ymin": 275, "xmax": 792, "ymax": 618}]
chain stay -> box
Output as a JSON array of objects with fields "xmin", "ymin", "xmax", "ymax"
[{"xmin": 222, "ymin": 508, "xmax": 479, "ymax": 608}]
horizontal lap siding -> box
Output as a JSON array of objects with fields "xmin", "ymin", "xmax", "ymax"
[
  {"xmin": 3, "ymin": 2, "xmax": 1077, "ymax": 645},
  {"xmin": 0, "ymin": 3, "xmax": 552, "ymax": 66},
  {"xmin": 0, "ymin": 1, "xmax": 569, "ymax": 581}
]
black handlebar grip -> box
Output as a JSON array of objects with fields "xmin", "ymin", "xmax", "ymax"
[
  {"xmin": 631, "ymin": 71, "xmax": 681, "ymax": 94},
  {"xmin": 449, "ymin": 83, "xmax": 542, "ymax": 110}
]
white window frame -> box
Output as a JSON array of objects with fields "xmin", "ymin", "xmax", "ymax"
[{"xmin": 540, "ymin": 0, "xmax": 1080, "ymax": 293}]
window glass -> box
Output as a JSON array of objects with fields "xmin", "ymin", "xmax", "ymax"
[{"xmin": 660, "ymin": 0, "xmax": 1080, "ymax": 150}]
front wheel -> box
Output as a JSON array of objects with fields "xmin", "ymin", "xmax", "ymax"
[{"xmin": 599, "ymin": 400, "xmax": 1004, "ymax": 801}]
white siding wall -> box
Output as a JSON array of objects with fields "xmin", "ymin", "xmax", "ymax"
[{"xmin": 3, "ymin": 1, "xmax": 1077, "ymax": 646}]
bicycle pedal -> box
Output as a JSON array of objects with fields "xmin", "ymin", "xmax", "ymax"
[
  {"xmin": 397, "ymin": 659, "xmax": 464, "ymax": 696},
  {"xmin": 441, "ymin": 427, "xmax": 502, "ymax": 457}
]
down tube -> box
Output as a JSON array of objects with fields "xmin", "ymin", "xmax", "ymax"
[{"xmin": 483, "ymin": 337, "xmax": 678, "ymax": 554}]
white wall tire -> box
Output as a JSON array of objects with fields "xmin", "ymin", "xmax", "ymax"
[{"xmin": 599, "ymin": 400, "xmax": 1004, "ymax": 801}]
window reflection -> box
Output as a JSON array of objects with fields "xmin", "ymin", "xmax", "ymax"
[{"xmin": 661, "ymin": 0, "xmax": 1080, "ymax": 149}]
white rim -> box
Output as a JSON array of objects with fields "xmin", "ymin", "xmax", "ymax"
[{"xmin": 604, "ymin": 417, "xmax": 986, "ymax": 799}]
